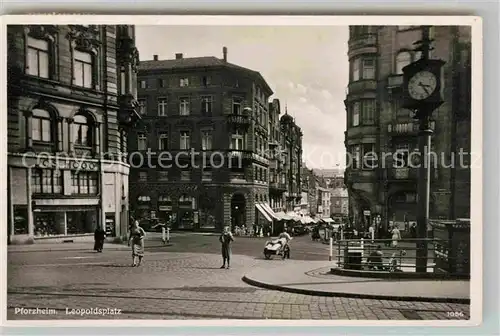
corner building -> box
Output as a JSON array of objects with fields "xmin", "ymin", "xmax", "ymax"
[
  {"xmin": 7, "ymin": 25, "xmax": 141, "ymax": 243},
  {"xmin": 129, "ymin": 49, "xmax": 275, "ymax": 232},
  {"xmin": 344, "ymin": 25, "xmax": 471, "ymax": 230}
]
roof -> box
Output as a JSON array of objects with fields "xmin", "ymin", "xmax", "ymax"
[{"xmin": 138, "ymin": 56, "xmax": 273, "ymax": 94}]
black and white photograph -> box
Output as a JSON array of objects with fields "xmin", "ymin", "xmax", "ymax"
[{"xmin": 2, "ymin": 15, "xmax": 481, "ymax": 324}]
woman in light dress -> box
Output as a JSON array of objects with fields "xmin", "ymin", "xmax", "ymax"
[
  {"xmin": 391, "ymin": 225, "xmax": 401, "ymax": 248},
  {"xmin": 128, "ymin": 218, "xmax": 146, "ymax": 267}
]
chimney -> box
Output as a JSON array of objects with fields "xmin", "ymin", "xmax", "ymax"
[
  {"xmin": 153, "ymin": 55, "xmax": 158, "ymax": 61},
  {"xmin": 223, "ymin": 46, "xmax": 227, "ymax": 62},
  {"xmin": 175, "ymin": 53, "xmax": 183, "ymax": 60}
]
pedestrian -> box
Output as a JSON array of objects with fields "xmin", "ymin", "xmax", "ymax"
[
  {"xmin": 368, "ymin": 224, "xmax": 375, "ymax": 243},
  {"xmin": 93, "ymin": 225, "xmax": 106, "ymax": 252},
  {"xmin": 219, "ymin": 225, "xmax": 234, "ymax": 269},
  {"xmin": 128, "ymin": 218, "xmax": 146, "ymax": 267},
  {"xmin": 161, "ymin": 223, "xmax": 166, "ymax": 245},
  {"xmin": 391, "ymin": 225, "xmax": 401, "ymax": 248}
]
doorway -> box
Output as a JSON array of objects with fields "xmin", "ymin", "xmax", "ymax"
[{"xmin": 230, "ymin": 193, "xmax": 246, "ymax": 231}]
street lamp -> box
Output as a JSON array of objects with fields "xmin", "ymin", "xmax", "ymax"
[{"xmin": 402, "ymin": 26, "xmax": 445, "ymax": 273}]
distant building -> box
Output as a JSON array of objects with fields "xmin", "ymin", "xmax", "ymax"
[
  {"xmin": 7, "ymin": 25, "xmax": 141, "ymax": 244},
  {"xmin": 330, "ymin": 187, "xmax": 349, "ymax": 217},
  {"xmin": 317, "ymin": 186, "xmax": 331, "ymax": 218},
  {"xmin": 344, "ymin": 25, "xmax": 471, "ymax": 229},
  {"xmin": 129, "ymin": 48, "xmax": 276, "ymax": 232}
]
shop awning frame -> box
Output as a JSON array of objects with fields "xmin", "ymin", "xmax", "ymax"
[{"xmin": 260, "ymin": 202, "xmax": 280, "ymax": 220}]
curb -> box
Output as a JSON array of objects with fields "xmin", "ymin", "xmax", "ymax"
[
  {"xmin": 241, "ymin": 276, "xmax": 470, "ymax": 304},
  {"xmin": 330, "ymin": 267, "xmax": 471, "ymax": 280}
]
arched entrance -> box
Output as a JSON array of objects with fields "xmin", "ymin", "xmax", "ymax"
[
  {"xmin": 388, "ymin": 191, "xmax": 417, "ymax": 230},
  {"xmin": 230, "ymin": 193, "xmax": 246, "ymax": 231}
]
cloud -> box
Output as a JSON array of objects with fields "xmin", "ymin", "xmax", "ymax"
[
  {"xmin": 298, "ymin": 97, "xmax": 308, "ymax": 104},
  {"xmin": 321, "ymin": 89, "xmax": 333, "ymax": 100}
]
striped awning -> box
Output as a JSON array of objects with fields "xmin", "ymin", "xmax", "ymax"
[
  {"xmin": 260, "ymin": 203, "xmax": 280, "ymax": 220},
  {"xmin": 255, "ymin": 203, "xmax": 272, "ymax": 222}
]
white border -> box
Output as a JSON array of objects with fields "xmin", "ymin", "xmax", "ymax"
[{"xmin": 0, "ymin": 15, "xmax": 482, "ymax": 328}]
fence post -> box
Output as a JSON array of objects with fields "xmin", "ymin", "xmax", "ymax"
[
  {"xmin": 337, "ymin": 239, "xmax": 341, "ymax": 267},
  {"xmin": 329, "ymin": 237, "xmax": 333, "ymax": 261},
  {"xmin": 361, "ymin": 238, "xmax": 364, "ymax": 258},
  {"xmin": 166, "ymin": 227, "xmax": 170, "ymax": 244}
]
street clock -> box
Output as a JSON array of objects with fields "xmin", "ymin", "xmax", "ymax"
[{"xmin": 402, "ymin": 58, "xmax": 445, "ymax": 118}]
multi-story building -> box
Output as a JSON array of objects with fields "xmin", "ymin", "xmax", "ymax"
[
  {"xmin": 268, "ymin": 98, "xmax": 287, "ymax": 213},
  {"xmin": 301, "ymin": 166, "xmax": 318, "ymax": 217},
  {"xmin": 316, "ymin": 186, "xmax": 331, "ymax": 219},
  {"xmin": 7, "ymin": 25, "xmax": 141, "ymax": 243},
  {"xmin": 344, "ymin": 25, "xmax": 471, "ymax": 230},
  {"xmin": 280, "ymin": 112, "xmax": 303, "ymax": 212},
  {"xmin": 129, "ymin": 48, "xmax": 278, "ymax": 232},
  {"xmin": 330, "ymin": 187, "xmax": 349, "ymax": 217}
]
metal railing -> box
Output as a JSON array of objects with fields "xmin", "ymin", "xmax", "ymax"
[{"xmin": 334, "ymin": 238, "xmax": 470, "ymax": 276}]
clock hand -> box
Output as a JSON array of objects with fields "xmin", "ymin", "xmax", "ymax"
[{"xmin": 418, "ymin": 82, "xmax": 430, "ymax": 95}]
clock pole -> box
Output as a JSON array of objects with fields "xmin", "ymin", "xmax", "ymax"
[{"xmin": 414, "ymin": 26, "xmax": 433, "ymax": 273}]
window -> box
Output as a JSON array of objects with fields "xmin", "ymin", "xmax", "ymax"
[
  {"xmin": 362, "ymin": 58, "xmax": 375, "ymax": 79},
  {"xmin": 158, "ymin": 171, "xmax": 169, "ymax": 181},
  {"xmin": 158, "ymin": 133, "xmax": 168, "ymax": 150},
  {"xmin": 181, "ymin": 170, "xmax": 191, "ymax": 181},
  {"xmin": 138, "ymin": 99, "xmax": 147, "ymax": 115},
  {"xmin": 180, "ymin": 131, "xmax": 190, "ymax": 150},
  {"xmin": 394, "ymin": 143, "xmax": 410, "ymax": 168},
  {"xmin": 180, "ymin": 78, "xmax": 189, "ymax": 87},
  {"xmin": 363, "ymin": 143, "xmax": 377, "ymax": 169},
  {"xmin": 73, "ymin": 50, "xmax": 93, "ymax": 88},
  {"xmin": 179, "ymin": 97, "xmax": 190, "ymax": 116},
  {"xmin": 71, "ymin": 171, "xmax": 98, "ymax": 194},
  {"xmin": 73, "ymin": 114, "xmax": 92, "ymax": 147},
  {"xmin": 352, "ymin": 145, "xmax": 361, "ymax": 169},
  {"xmin": 32, "ymin": 169, "xmax": 63, "ymax": 194},
  {"xmin": 201, "ymin": 96, "xmax": 213, "ymax": 115},
  {"xmin": 362, "ymin": 100, "xmax": 376, "ymax": 125},
  {"xmin": 26, "ymin": 36, "xmax": 49, "ymax": 78},
  {"xmin": 201, "ymin": 130, "xmax": 212, "ymax": 150},
  {"xmin": 32, "ymin": 109, "xmax": 52, "ymax": 142},
  {"xmin": 158, "ymin": 78, "xmax": 166, "ymax": 88},
  {"xmin": 352, "ymin": 102, "xmax": 360, "ymax": 127},
  {"xmin": 202, "ymin": 76, "xmax": 211, "ymax": 86},
  {"xmin": 138, "ymin": 171, "xmax": 148, "ymax": 182},
  {"xmin": 158, "ymin": 195, "xmax": 171, "ymax": 202},
  {"xmin": 139, "ymin": 80, "xmax": 147, "ymax": 89},
  {"xmin": 157, "ymin": 98, "xmax": 167, "ymax": 116},
  {"xmin": 120, "ymin": 66, "xmax": 127, "ymax": 94},
  {"xmin": 231, "ymin": 130, "xmax": 244, "ymax": 150},
  {"xmin": 352, "ymin": 58, "xmax": 360, "ymax": 81},
  {"xmin": 396, "ymin": 51, "xmax": 412, "ymax": 74},
  {"xmin": 137, "ymin": 133, "xmax": 147, "ymax": 150}
]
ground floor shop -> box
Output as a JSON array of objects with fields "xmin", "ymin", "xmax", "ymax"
[
  {"xmin": 129, "ymin": 183, "xmax": 280, "ymax": 233},
  {"xmin": 7, "ymin": 154, "xmax": 130, "ymax": 244}
]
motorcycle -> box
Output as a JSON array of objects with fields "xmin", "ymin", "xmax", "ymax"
[{"xmin": 263, "ymin": 237, "xmax": 290, "ymax": 260}]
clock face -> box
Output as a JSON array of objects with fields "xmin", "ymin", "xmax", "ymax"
[{"xmin": 408, "ymin": 71, "xmax": 438, "ymax": 100}]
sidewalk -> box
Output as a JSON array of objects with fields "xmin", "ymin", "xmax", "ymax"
[
  {"xmin": 242, "ymin": 260, "xmax": 470, "ymax": 304},
  {"xmin": 7, "ymin": 241, "xmax": 130, "ymax": 253}
]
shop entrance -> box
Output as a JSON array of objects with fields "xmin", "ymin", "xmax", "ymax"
[{"xmin": 230, "ymin": 193, "xmax": 246, "ymax": 231}]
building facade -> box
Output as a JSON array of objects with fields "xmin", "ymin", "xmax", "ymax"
[
  {"xmin": 280, "ymin": 112, "xmax": 303, "ymax": 212},
  {"xmin": 268, "ymin": 99, "xmax": 287, "ymax": 213},
  {"xmin": 316, "ymin": 186, "xmax": 331, "ymax": 219},
  {"xmin": 301, "ymin": 166, "xmax": 318, "ymax": 217},
  {"xmin": 330, "ymin": 187, "xmax": 349, "ymax": 217},
  {"xmin": 7, "ymin": 25, "xmax": 141, "ymax": 243},
  {"xmin": 344, "ymin": 25, "xmax": 471, "ymax": 230},
  {"xmin": 129, "ymin": 49, "xmax": 277, "ymax": 232}
]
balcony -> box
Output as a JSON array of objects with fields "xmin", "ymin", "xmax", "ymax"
[
  {"xmin": 387, "ymin": 167, "xmax": 418, "ymax": 181},
  {"xmin": 387, "ymin": 120, "xmax": 436, "ymax": 136},
  {"xmin": 347, "ymin": 79, "xmax": 377, "ymax": 95},
  {"xmin": 386, "ymin": 74, "xmax": 404, "ymax": 89},
  {"xmin": 227, "ymin": 114, "xmax": 251, "ymax": 126}
]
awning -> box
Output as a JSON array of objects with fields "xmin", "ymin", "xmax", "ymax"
[
  {"xmin": 275, "ymin": 211, "xmax": 293, "ymax": 221},
  {"xmin": 286, "ymin": 211, "xmax": 301, "ymax": 221},
  {"xmin": 255, "ymin": 203, "xmax": 272, "ymax": 222},
  {"xmin": 260, "ymin": 203, "xmax": 280, "ymax": 220},
  {"xmin": 300, "ymin": 216, "xmax": 315, "ymax": 224}
]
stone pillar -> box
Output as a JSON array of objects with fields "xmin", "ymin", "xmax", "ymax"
[
  {"xmin": 24, "ymin": 111, "xmax": 33, "ymax": 150},
  {"xmin": 67, "ymin": 118, "xmax": 74, "ymax": 154},
  {"xmin": 26, "ymin": 167, "xmax": 34, "ymax": 238},
  {"xmin": 57, "ymin": 117, "xmax": 64, "ymax": 152},
  {"xmin": 94, "ymin": 122, "xmax": 101, "ymax": 158}
]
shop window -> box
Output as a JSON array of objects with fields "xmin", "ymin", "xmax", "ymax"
[
  {"xmin": 13, "ymin": 206, "xmax": 29, "ymax": 235},
  {"xmin": 66, "ymin": 210, "xmax": 96, "ymax": 235},
  {"xmin": 32, "ymin": 169, "xmax": 63, "ymax": 194},
  {"xmin": 34, "ymin": 212, "xmax": 62, "ymax": 237},
  {"xmin": 71, "ymin": 171, "xmax": 98, "ymax": 195}
]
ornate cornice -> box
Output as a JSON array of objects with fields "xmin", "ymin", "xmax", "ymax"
[
  {"xmin": 67, "ymin": 26, "xmax": 101, "ymax": 53},
  {"xmin": 25, "ymin": 25, "xmax": 58, "ymax": 40}
]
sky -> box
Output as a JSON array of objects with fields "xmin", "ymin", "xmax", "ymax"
[{"xmin": 135, "ymin": 25, "xmax": 349, "ymax": 170}]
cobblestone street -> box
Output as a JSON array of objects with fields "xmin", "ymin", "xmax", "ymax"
[{"xmin": 7, "ymin": 249, "xmax": 470, "ymax": 320}]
